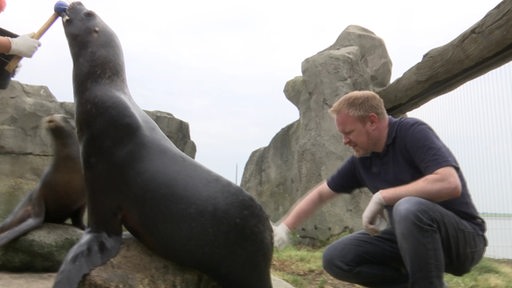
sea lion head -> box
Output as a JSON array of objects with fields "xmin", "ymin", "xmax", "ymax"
[
  {"xmin": 62, "ymin": 2, "xmax": 126, "ymax": 86},
  {"xmin": 42, "ymin": 114, "xmax": 76, "ymax": 140}
]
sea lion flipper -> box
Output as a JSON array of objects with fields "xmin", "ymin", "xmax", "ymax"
[
  {"xmin": 0, "ymin": 193, "xmax": 44, "ymax": 246},
  {"xmin": 0, "ymin": 190, "xmax": 39, "ymax": 232},
  {"xmin": 0, "ymin": 216, "xmax": 43, "ymax": 246},
  {"xmin": 53, "ymin": 230, "xmax": 122, "ymax": 288}
]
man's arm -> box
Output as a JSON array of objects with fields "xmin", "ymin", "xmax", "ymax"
[
  {"xmin": 281, "ymin": 181, "xmax": 338, "ymax": 230},
  {"xmin": 380, "ymin": 166, "xmax": 462, "ymax": 205},
  {"xmin": 273, "ymin": 181, "xmax": 338, "ymax": 248},
  {"xmin": 0, "ymin": 34, "xmax": 40, "ymax": 57},
  {"xmin": 0, "ymin": 36, "xmax": 11, "ymax": 54}
]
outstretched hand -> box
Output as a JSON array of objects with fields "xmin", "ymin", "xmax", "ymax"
[{"xmin": 273, "ymin": 222, "xmax": 291, "ymax": 249}]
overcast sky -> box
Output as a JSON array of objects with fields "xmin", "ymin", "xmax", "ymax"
[{"xmin": 3, "ymin": 1, "xmax": 509, "ymax": 213}]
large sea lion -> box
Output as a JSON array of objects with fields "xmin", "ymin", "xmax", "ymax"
[
  {"xmin": 54, "ymin": 2, "xmax": 273, "ymax": 288},
  {"xmin": 0, "ymin": 114, "xmax": 86, "ymax": 246}
]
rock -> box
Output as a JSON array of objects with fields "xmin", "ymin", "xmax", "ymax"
[
  {"xmin": 0, "ymin": 272, "xmax": 55, "ymax": 288},
  {"xmin": 79, "ymin": 234, "xmax": 221, "ymax": 288},
  {"xmin": 272, "ymin": 276, "xmax": 295, "ymax": 288},
  {"xmin": 80, "ymin": 234, "xmax": 294, "ymax": 288},
  {"xmin": 147, "ymin": 110, "xmax": 196, "ymax": 158},
  {"xmin": 0, "ymin": 80, "xmax": 196, "ymax": 221},
  {"xmin": 0, "ymin": 223, "xmax": 82, "ymax": 272},
  {"xmin": 241, "ymin": 25, "xmax": 392, "ymax": 245}
]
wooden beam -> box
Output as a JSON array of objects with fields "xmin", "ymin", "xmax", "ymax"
[{"xmin": 378, "ymin": 0, "xmax": 512, "ymax": 116}]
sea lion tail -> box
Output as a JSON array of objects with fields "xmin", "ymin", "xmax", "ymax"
[{"xmin": 53, "ymin": 230, "xmax": 121, "ymax": 288}]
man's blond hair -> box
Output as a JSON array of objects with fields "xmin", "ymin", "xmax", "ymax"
[{"xmin": 329, "ymin": 90, "xmax": 388, "ymax": 120}]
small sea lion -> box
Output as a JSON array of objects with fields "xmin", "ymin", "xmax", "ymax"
[
  {"xmin": 0, "ymin": 114, "xmax": 86, "ymax": 246},
  {"xmin": 54, "ymin": 2, "xmax": 273, "ymax": 288}
]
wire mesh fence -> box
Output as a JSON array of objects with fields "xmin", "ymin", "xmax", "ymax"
[{"xmin": 409, "ymin": 62, "xmax": 512, "ymax": 260}]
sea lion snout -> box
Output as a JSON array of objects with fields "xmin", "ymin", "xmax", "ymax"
[
  {"xmin": 63, "ymin": 2, "xmax": 97, "ymax": 24},
  {"xmin": 43, "ymin": 114, "xmax": 69, "ymax": 129}
]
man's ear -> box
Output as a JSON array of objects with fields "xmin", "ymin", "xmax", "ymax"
[{"xmin": 367, "ymin": 113, "xmax": 379, "ymax": 128}]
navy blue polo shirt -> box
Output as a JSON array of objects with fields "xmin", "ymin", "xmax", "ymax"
[{"xmin": 327, "ymin": 117, "xmax": 485, "ymax": 233}]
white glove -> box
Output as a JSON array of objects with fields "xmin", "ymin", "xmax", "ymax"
[
  {"xmin": 362, "ymin": 192, "xmax": 387, "ymax": 236},
  {"xmin": 273, "ymin": 222, "xmax": 290, "ymax": 249},
  {"xmin": 8, "ymin": 34, "xmax": 41, "ymax": 58}
]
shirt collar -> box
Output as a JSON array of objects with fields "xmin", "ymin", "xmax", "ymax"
[{"xmin": 386, "ymin": 116, "xmax": 399, "ymax": 147}]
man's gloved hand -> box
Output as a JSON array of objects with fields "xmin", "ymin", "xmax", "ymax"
[
  {"xmin": 362, "ymin": 191, "xmax": 387, "ymax": 236},
  {"xmin": 273, "ymin": 222, "xmax": 290, "ymax": 249},
  {"xmin": 8, "ymin": 34, "xmax": 41, "ymax": 58}
]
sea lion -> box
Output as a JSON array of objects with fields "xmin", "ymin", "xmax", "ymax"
[
  {"xmin": 54, "ymin": 2, "xmax": 273, "ymax": 288},
  {"xmin": 0, "ymin": 114, "xmax": 86, "ymax": 246}
]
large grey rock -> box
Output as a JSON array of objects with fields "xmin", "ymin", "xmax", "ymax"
[
  {"xmin": 0, "ymin": 80, "xmax": 196, "ymax": 221},
  {"xmin": 0, "ymin": 223, "xmax": 82, "ymax": 272},
  {"xmin": 81, "ymin": 235, "xmax": 294, "ymax": 288},
  {"xmin": 0, "ymin": 272, "xmax": 56, "ymax": 287},
  {"xmin": 241, "ymin": 25, "xmax": 392, "ymax": 245},
  {"xmin": 80, "ymin": 234, "xmax": 222, "ymax": 288}
]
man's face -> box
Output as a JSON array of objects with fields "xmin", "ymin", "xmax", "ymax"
[{"xmin": 335, "ymin": 111, "xmax": 374, "ymax": 157}]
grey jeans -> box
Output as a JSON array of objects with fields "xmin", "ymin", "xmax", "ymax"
[{"xmin": 322, "ymin": 197, "xmax": 487, "ymax": 288}]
